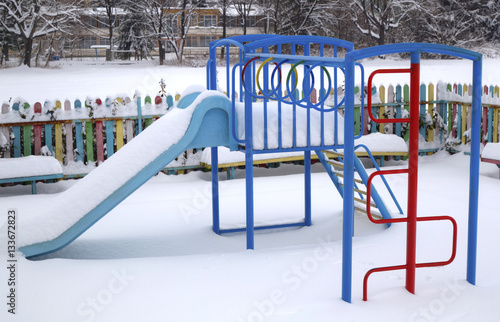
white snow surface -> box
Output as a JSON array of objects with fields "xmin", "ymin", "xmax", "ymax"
[
  {"xmin": 355, "ymin": 132, "xmax": 407, "ymax": 152},
  {"xmin": 236, "ymin": 101, "xmax": 344, "ymax": 149},
  {"xmin": 201, "ymin": 133, "xmax": 407, "ymax": 166},
  {"xmin": 16, "ymin": 90, "xmax": 227, "ymax": 247},
  {"xmin": 0, "ymin": 156, "xmax": 62, "ymax": 179},
  {"xmin": 201, "ymin": 147, "xmax": 308, "ymax": 165},
  {"xmin": 482, "ymin": 142, "xmax": 500, "ymax": 161}
]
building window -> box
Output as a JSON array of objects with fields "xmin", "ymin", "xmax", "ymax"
[
  {"xmin": 199, "ymin": 35, "xmax": 218, "ymax": 47},
  {"xmin": 226, "ymin": 16, "xmax": 239, "ymax": 28},
  {"xmin": 199, "ymin": 14, "xmax": 217, "ymax": 27},
  {"xmin": 80, "ymin": 36, "xmax": 97, "ymax": 49},
  {"xmin": 99, "ymin": 38, "xmax": 110, "ymax": 47},
  {"xmin": 186, "ymin": 36, "xmax": 198, "ymax": 47}
]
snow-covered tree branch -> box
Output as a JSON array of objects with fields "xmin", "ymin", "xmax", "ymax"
[{"xmin": 0, "ymin": 0, "xmax": 81, "ymax": 66}]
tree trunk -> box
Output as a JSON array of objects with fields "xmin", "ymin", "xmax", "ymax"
[
  {"xmin": 378, "ymin": 27, "xmax": 385, "ymax": 46},
  {"xmin": 23, "ymin": 37, "xmax": 33, "ymax": 67},
  {"xmin": 158, "ymin": 39, "xmax": 164, "ymax": 65},
  {"xmin": 220, "ymin": 2, "xmax": 227, "ymax": 60}
]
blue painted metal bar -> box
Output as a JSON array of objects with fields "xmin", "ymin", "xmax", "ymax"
[
  {"xmin": 0, "ymin": 173, "xmax": 63, "ymax": 185},
  {"xmin": 354, "ymin": 62, "xmax": 366, "ymax": 140},
  {"xmin": 355, "ymin": 144, "xmax": 404, "ymax": 216},
  {"xmin": 342, "ymin": 55, "xmax": 356, "ymax": 303},
  {"xmin": 220, "ymin": 221, "xmax": 306, "ymax": 234},
  {"xmin": 263, "ymin": 46, "xmax": 269, "ymax": 150},
  {"xmin": 304, "ymin": 150, "xmax": 312, "ymax": 226},
  {"xmin": 226, "ymin": 44, "xmax": 230, "ymax": 96},
  {"xmin": 211, "ymin": 146, "xmax": 220, "ymax": 234},
  {"xmin": 467, "ymin": 58, "xmax": 482, "ymax": 285},
  {"xmin": 244, "ymin": 60, "xmax": 255, "ymax": 250}
]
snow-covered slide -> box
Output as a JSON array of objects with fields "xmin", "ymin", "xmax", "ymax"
[{"xmin": 19, "ymin": 88, "xmax": 237, "ymax": 258}]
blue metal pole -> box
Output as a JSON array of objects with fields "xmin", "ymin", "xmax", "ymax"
[
  {"xmin": 342, "ymin": 55, "xmax": 355, "ymax": 303},
  {"xmin": 467, "ymin": 58, "xmax": 482, "ymax": 285},
  {"xmin": 304, "ymin": 150, "xmax": 312, "ymax": 226},
  {"xmin": 244, "ymin": 60, "xmax": 255, "ymax": 250},
  {"xmin": 211, "ymin": 146, "xmax": 220, "ymax": 234}
]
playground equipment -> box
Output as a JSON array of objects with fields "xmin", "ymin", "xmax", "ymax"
[
  {"xmin": 18, "ymin": 35, "xmax": 482, "ymax": 304},
  {"xmin": 207, "ymin": 35, "xmax": 482, "ymax": 302}
]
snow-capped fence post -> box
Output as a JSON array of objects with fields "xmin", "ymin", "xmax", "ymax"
[
  {"xmin": 1, "ymin": 102, "xmax": 10, "ymax": 158},
  {"xmin": 428, "ymin": 83, "xmax": 435, "ymax": 143},
  {"xmin": 420, "ymin": 84, "xmax": 427, "ymax": 139},
  {"xmin": 386, "ymin": 85, "xmax": 394, "ymax": 135},
  {"xmin": 137, "ymin": 96, "xmax": 143, "ymax": 134},
  {"xmin": 104, "ymin": 99, "xmax": 115, "ymax": 158},
  {"xmin": 64, "ymin": 100, "xmax": 74, "ymax": 163},
  {"xmin": 95, "ymin": 100, "xmax": 105, "ymax": 164},
  {"xmin": 34, "ymin": 102, "xmax": 42, "ymax": 156},
  {"xmin": 54, "ymin": 100, "xmax": 64, "ymax": 162},
  {"xmin": 482, "ymin": 86, "xmax": 489, "ymax": 145},
  {"xmin": 22, "ymin": 102, "xmax": 31, "ymax": 156},
  {"xmin": 370, "ymin": 86, "xmax": 377, "ymax": 133},
  {"xmin": 378, "ymin": 85, "xmax": 386, "ymax": 134},
  {"xmin": 11, "ymin": 102, "xmax": 21, "ymax": 158},
  {"xmin": 74, "ymin": 99, "xmax": 85, "ymax": 163}
]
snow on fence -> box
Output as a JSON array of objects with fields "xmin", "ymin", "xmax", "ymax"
[
  {"xmin": 1, "ymin": 82, "xmax": 500, "ymax": 173},
  {"xmin": 0, "ymin": 93, "xmax": 179, "ymax": 175}
]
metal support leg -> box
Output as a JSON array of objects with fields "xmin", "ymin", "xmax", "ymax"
[
  {"xmin": 211, "ymin": 147, "xmax": 220, "ymax": 234},
  {"xmin": 304, "ymin": 150, "xmax": 312, "ymax": 226}
]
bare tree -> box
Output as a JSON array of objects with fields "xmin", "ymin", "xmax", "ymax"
[
  {"xmin": 85, "ymin": 0, "xmax": 127, "ymax": 61},
  {"xmin": 231, "ymin": 0, "xmax": 255, "ymax": 35},
  {"xmin": 163, "ymin": 0, "xmax": 202, "ymax": 63},
  {"xmin": 0, "ymin": 0, "xmax": 80, "ymax": 66},
  {"xmin": 352, "ymin": 0, "xmax": 409, "ymax": 45}
]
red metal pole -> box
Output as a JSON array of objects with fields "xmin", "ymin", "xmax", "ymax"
[{"xmin": 406, "ymin": 61, "xmax": 420, "ymax": 294}]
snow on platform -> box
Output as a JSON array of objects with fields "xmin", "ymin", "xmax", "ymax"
[
  {"xmin": 482, "ymin": 142, "xmax": 500, "ymax": 162},
  {"xmin": 0, "ymin": 156, "xmax": 62, "ymax": 179},
  {"xmin": 201, "ymin": 132, "xmax": 407, "ymax": 166}
]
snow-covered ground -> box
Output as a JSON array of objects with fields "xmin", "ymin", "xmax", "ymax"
[
  {"xmin": 2, "ymin": 57, "xmax": 500, "ymax": 104},
  {"xmin": 0, "ymin": 58, "xmax": 500, "ymax": 321}
]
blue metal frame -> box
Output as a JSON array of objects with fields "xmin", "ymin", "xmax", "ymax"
[
  {"xmin": 208, "ymin": 35, "xmax": 356, "ymax": 247},
  {"xmin": 342, "ymin": 42, "xmax": 482, "ymax": 302},
  {"xmin": 0, "ymin": 173, "xmax": 63, "ymax": 194}
]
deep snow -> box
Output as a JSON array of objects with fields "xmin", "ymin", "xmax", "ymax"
[{"xmin": 0, "ymin": 59, "xmax": 500, "ymax": 321}]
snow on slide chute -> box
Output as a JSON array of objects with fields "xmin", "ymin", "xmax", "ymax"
[{"xmin": 18, "ymin": 88, "xmax": 236, "ymax": 258}]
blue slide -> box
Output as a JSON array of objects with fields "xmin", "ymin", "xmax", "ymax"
[{"xmin": 19, "ymin": 92, "xmax": 237, "ymax": 258}]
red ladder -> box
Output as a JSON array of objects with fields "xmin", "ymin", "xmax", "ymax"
[{"xmin": 362, "ymin": 65, "xmax": 458, "ymax": 301}]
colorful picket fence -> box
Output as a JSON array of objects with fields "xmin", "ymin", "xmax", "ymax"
[
  {"xmin": 0, "ymin": 93, "xmax": 176, "ymax": 169},
  {"xmin": 1, "ymin": 83, "xmax": 500, "ymax": 174}
]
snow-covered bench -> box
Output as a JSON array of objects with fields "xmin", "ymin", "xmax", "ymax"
[
  {"xmin": 0, "ymin": 156, "xmax": 63, "ymax": 194},
  {"xmin": 481, "ymin": 142, "xmax": 500, "ymax": 178}
]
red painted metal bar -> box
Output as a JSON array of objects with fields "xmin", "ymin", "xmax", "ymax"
[
  {"xmin": 367, "ymin": 69, "xmax": 411, "ymax": 123},
  {"xmin": 406, "ymin": 62, "xmax": 420, "ymax": 294},
  {"xmin": 362, "ymin": 62, "xmax": 458, "ymax": 301},
  {"xmin": 363, "ymin": 264, "xmax": 407, "ymax": 301},
  {"xmin": 363, "ymin": 215, "xmax": 457, "ymax": 301},
  {"xmin": 365, "ymin": 169, "xmax": 409, "ymax": 224},
  {"xmin": 415, "ymin": 215, "xmax": 458, "ymax": 268}
]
